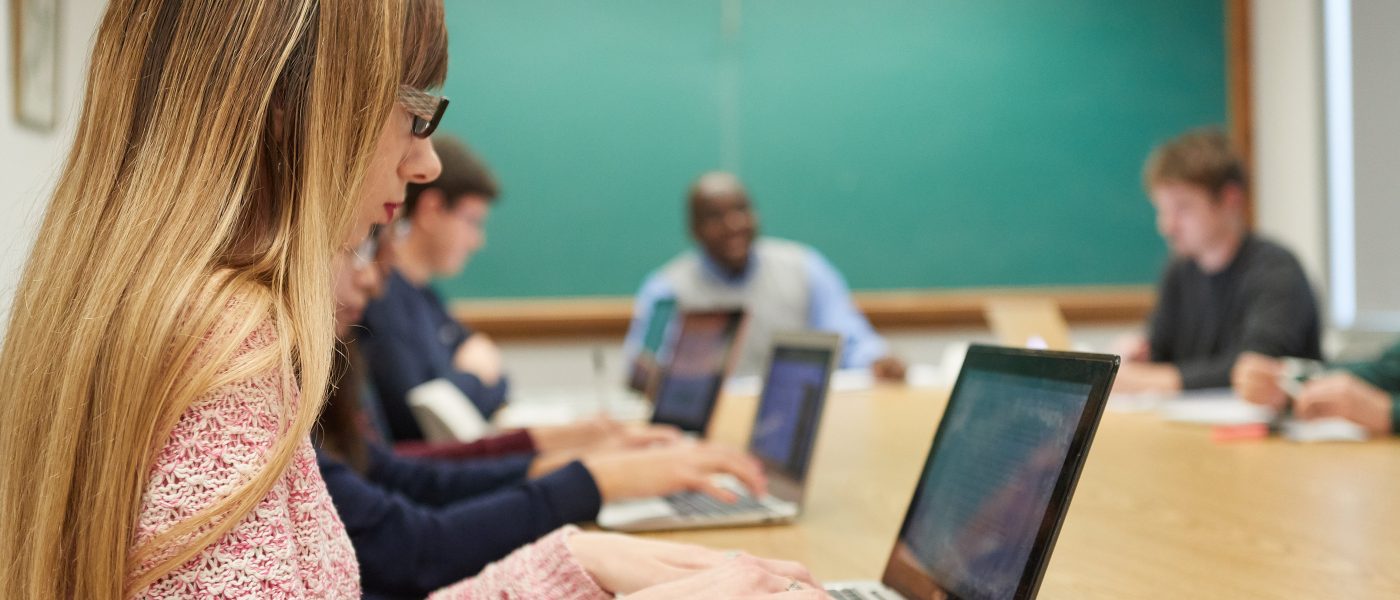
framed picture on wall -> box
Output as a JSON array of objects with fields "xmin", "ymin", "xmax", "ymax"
[{"xmin": 10, "ymin": 0, "xmax": 60, "ymax": 131}]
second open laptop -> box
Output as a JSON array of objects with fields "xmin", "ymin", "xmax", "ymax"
[
  {"xmin": 826, "ymin": 344, "xmax": 1118, "ymax": 600},
  {"xmin": 493, "ymin": 307, "xmax": 739, "ymax": 429},
  {"xmin": 646, "ymin": 308, "xmax": 748, "ymax": 435},
  {"xmin": 597, "ymin": 331, "xmax": 842, "ymax": 532}
]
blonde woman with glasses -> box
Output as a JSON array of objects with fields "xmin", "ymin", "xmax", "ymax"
[{"xmin": 0, "ymin": 1, "xmax": 823, "ymax": 598}]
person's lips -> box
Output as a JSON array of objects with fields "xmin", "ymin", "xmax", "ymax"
[{"xmin": 383, "ymin": 202, "xmax": 402, "ymax": 222}]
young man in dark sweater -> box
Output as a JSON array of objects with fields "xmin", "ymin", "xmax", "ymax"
[
  {"xmin": 1114, "ymin": 127, "xmax": 1321, "ymax": 393},
  {"xmin": 359, "ymin": 136, "xmax": 512, "ymax": 441}
]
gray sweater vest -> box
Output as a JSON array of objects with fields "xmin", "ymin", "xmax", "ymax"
[{"xmin": 660, "ymin": 238, "xmax": 810, "ymax": 376}]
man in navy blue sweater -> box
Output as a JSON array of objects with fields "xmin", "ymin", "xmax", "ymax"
[{"xmin": 359, "ymin": 137, "xmax": 510, "ymax": 441}]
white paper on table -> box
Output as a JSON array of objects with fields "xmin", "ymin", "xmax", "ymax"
[
  {"xmin": 1280, "ymin": 417, "xmax": 1369, "ymax": 443},
  {"xmin": 1156, "ymin": 388, "xmax": 1278, "ymax": 426}
]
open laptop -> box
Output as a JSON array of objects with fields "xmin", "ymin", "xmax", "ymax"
[
  {"xmin": 984, "ymin": 297, "xmax": 1073, "ymax": 351},
  {"xmin": 493, "ymin": 306, "xmax": 738, "ymax": 429},
  {"xmin": 597, "ymin": 331, "xmax": 841, "ymax": 532},
  {"xmin": 827, "ymin": 344, "xmax": 1118, "ymax": 600},
  {"xmin": 646, "ymin": 308, "xmax": 747, "ymax": 435}
]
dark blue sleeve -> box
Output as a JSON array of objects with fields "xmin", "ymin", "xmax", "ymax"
[
  {"xmin": 363, "ymin": 445, "xmax": 532, "ymax": 507},
  {"xmin": 443, "ymin": 368, "xmax": 510, "ymax": 419},
  {"xmin": 358, "ymin": 328, "xmax": 433, "ymax": 442},
  {"xmin": 360, "ymin": 296, "xmax": 510, "ymax": 432},
  {"xmin": 320, "ymin": 452, "xmax": 603, "ymax": 597}
]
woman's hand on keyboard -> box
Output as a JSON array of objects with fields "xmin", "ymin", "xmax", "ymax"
[
  {"xmin": 581, "ymin": 440, "xmax": 766, "ymax": 502},
  {"xmin": 567, "ymin": 532, "xmax": 821, "ymax": 597}
]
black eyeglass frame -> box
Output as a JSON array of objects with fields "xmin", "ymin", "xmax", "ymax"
[{"xmin": 398, "ymin": 85, "xmax": 449, "ymax": 138}]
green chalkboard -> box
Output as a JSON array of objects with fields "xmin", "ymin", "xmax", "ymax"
[{"xmin": 437, "ymin": 1, "xmax": 1225, "ymax": 299}]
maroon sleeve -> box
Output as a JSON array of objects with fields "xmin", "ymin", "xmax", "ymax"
[{"xmin": 393, "ymin": 429, "xmax": 537, "ymax": 460}]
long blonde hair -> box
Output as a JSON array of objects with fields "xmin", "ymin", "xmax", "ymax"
[{"xmin": 0, "ymin": 1, "xmax": 446, "ymax": 597}]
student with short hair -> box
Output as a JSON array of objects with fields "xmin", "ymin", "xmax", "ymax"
[
  {"xmin": 625, "ymin": 171, "xmax": 906, "ymax": 381},
  {"xmin": 1114, "ymin": 127, "xmax": 1322, "ymax": 393},
  {"xmin": 360, "ymin": 137, "xmax": 512, "ymax": 441},
  {"xmin": 358, "ymin": 223, "xmax": 672, "ymax": 462}
]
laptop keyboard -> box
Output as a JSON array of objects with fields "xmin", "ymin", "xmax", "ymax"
[{"xmin": 665, "ymin": 490, "xmax": 769, "ymax": 517}]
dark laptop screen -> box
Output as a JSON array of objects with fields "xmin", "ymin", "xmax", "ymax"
[
  {"xmin": 883, "ymin": 346, "xmax": 1115, "ymax": 600},
  {"xmin": 649, "ymin": 310, "xmax": 743, "ymax": 434},
  {"xmin": 748, "ymin": 345, "xmax": 834, "ymax": 480}
]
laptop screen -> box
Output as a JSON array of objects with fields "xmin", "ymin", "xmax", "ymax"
[
  {"xmin": 649, "ymin": 310, "xmax": 744, "ymax": 434},
  {"xmin": 749, "ymin": 345, "xmax": 834, "ymax": 481},
  {"xmin": 883, "ymin": 346, "xmax": 1115, "ymax": 600}
]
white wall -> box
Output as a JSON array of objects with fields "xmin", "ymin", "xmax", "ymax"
[
  {"xmin": 1247, "ymin": 0, "xmax": 1379, "ymax": 358},
  {"xmin": 1250, "ymin": 0, "xmax": 1327, "ymax": 295},
  {"xmin": 0, "ymin": 1, "xmax": 105, "ymax": 334}
]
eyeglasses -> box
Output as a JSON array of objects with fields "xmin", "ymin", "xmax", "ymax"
[{"xmin": 397, "ymin": 85, "xmax": 449, "ymax": 138}]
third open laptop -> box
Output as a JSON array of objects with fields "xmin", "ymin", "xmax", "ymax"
[
  {"xmin": 493, "ymin": 307, "xmax": 740, "ymax": 428},
  {"xmin": 645, "ymin": 308, "xmax": 747, "ymax": 435},
  {"xmin": 826, "ymin": 344, "xmax": 1118, "ymax": 600},
  {"xmin": 597, "ymin": 331, "xmax": 842, "ymax": 532}
]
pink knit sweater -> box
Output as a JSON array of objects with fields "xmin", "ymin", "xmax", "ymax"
[{"xmin": 130, "ymin": 316, "xmax": 611, "ymax": 599}]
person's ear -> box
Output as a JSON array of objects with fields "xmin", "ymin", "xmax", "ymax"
[{"xmin": 1218, "ymin": 183, "xmax": 1246, "ymax": 213}]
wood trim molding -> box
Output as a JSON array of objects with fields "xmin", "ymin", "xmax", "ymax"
[
  {"xmin": 451, "ymin": 286, "xmax": 1155, "ymax": 340},
  {"xmin": 1227, "ymin": 0, "xmax": 1255, "ymax": 224}
]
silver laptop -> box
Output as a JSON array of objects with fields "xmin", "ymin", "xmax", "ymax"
[
  {"xmin": 597, "ymin": 331, "xmax": 841, "ymax": 532},
  {"xmin": 827, "ymin": 345, "xmax": 1118, "ymax": 600}
]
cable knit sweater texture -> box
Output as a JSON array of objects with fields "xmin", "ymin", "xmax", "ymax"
[{"xmin": 129, "ymin": 315, "xmax": 609, "ymax": 599}]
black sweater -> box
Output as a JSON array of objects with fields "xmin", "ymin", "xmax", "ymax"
[{"xmin": 1148, "ymin": 235, "xmax": 1321, "ymax": 389}]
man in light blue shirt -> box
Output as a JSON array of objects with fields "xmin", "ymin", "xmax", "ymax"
[{"xmin": 625, "ymin": 172, "xmax": 905, "ymax": 380}]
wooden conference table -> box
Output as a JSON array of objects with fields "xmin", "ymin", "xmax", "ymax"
[{"xmin": 638, "ymin": 386, "xmax": 1400, "ymax": 599}]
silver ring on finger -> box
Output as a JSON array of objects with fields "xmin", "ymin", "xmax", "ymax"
[{"xmin": 786, "ymin": 578, "xmax": 802, "ymax": 591}]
